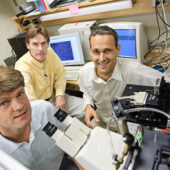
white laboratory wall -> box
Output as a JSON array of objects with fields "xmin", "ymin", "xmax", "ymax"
[
  {"xmin": 0, "ymin": 0, "xmax": 169, "ymax": 64},
  {"xmin": 99, "ymin": 11, "xmax": 170, "ymax": 44},
  {"xmin": 0, "ymin": 0, "xmax": 23, "ymax": 65}
]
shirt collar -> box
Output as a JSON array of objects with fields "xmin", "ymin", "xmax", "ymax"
[
  {"xmin": 90, "ymin": 60, "xmax": 123, "ymax": 84},
  {"xmin": 0, "ymin": 134, "xmax": 21, "ymax": 154},
  {"xmin": 111, "ymin": 60, "xmax": 123, "ymax": 81},
  {"xmin": 0, "ymin": 116, "xmax": 41, "ymax": 154}
]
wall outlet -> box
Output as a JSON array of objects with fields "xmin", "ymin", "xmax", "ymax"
[{"xmin": 152, "ymin": 0, "xmax": 169, "ymax": 7}]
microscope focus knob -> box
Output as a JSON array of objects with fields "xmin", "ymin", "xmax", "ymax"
[{"xmin": 122, "ymin": 133, "xmax": 134, "ymax": 145}]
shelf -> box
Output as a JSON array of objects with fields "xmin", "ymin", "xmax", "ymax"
[{"xmin": 13, "ymin": 0, "xmax": 170, "ymax": 32}]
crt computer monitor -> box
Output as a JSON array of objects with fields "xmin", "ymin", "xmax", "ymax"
[
  {"xmin": 49, "ymin": 32, "xmax": 85, "ymax": 66},
  {"xmin": 8, "ymin": 32, "xmax": 28, "ymax": 61},
  {"xmin": 100, "ymin": 22, "xmax": 148, "ymax": 63}
]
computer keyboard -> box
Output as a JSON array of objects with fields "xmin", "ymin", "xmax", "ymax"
[{"xmin": 64, "ymin": 66, "xmax": 82, "ymax": 80}]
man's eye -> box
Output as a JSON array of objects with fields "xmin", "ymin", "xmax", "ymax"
[
  {"xmin": 42, "ymin": 42, "xmax": 47, "ymax": 45},
  {"xmin": 93, "ymin": 50, "xmax": 99, "ymax": 55},
  {"xmin": 18, "ymin": 92, "xmax": 24, "ymax": 97},
  {"xmin": 0, "ymin": 101, "xmax": 8, "ymax": 107},
  {"xmin": 104, "ymin": 49, "xmax": 112, "ymax": 54}
]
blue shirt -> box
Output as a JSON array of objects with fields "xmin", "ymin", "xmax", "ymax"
[{"xmin": 0, "ymin": 100, "xmax": 65, "ymax": 170}]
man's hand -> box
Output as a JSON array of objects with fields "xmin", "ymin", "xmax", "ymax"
[
  {"xmin": 55, "ymin": 95, "xmax": 66, "ymax": 110},
  {"xmin": 85, "ymin": 104, "xmax": 99, "ymax": 129}
]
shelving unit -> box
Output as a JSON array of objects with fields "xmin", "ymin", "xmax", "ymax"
[{"xmin": 13, "ymin": 0, "xmax": 170, "ymax": 32}]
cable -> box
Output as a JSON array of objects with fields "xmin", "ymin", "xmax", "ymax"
[
  {"xmin": 155, "ymin": 4, "xmax": 161, "ymax": 41},
  {"xmin": 156, "ymin": 5, "xmax": 170, "ymax": 28},
  {"xmin": 145, "ymin": 40, "xmax": 166, "ymax": 61},
  {"xmin": 155, "ymin": 1, "xmax": 170, "ymax": 52},
  {"xmin": 148, "ymin": 30, "xmax": 168, "ymax": 45},
  {"xmin": 106, "ymin": 116, "xmax": 120, "ymax": 165},
  {"xmin": 145, "ymin": 38, "xmax": 170, "ymax": 67},
  {"xmin": 157, "ymin": 1, "xmax": 169, "ymax": 54},
  {"xmin": 125, "ymin": 107, "xmax": 170, "ymax": 119},
  {"xmin": 161, "ymin": 0, "xmax": 169, "ymax": 29},
  {"xmin": 148, "ymin": 0, "xmax": 170, "ymax": 57},
  {"xmin": 148, "ymin": 1, "xmax": 163, "ymax": 46}
]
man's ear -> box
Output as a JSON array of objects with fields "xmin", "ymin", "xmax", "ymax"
[
  {"xmin": 47, "ymin": 42, "xmax": 49, "ymax": 48},
  {"xmin": 116, "ymin": 44, "xmax": 121, "ymax": 55},
  {"xmin": 90, "ymin": 48, "xmax": 93, "ymax": 56},
  {"xmin": 26, "ymin": 43, "xmax": 29, "ymax": 50}
]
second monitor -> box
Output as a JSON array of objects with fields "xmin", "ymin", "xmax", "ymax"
[
  {"xmin": 100, "ymin": 22, "xmax": 148, "ymax": 63},
  {"xmin": 49, "ymin": 32, "xmax": 85, "ymax": 66}
]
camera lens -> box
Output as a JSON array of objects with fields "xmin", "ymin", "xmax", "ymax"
[
  {"xmin": 32, "ymin": 18, "xmax": 41, "ymax": 25},
  {"xmin": 22, "ymin": 19, "xmax": 31, "ymax": 26}
]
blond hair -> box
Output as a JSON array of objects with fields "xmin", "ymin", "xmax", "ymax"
[{"xmin": 0, "ymin": 66, "xmax": 24, "ymax": 93}]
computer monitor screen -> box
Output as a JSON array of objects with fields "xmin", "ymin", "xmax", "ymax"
[
  {"xmin": 115, "ymin": 29, "xmax": 136, "ymax": 59},
  {"xmin": 100, "ymin": 22, "xmax": 148, "ymax": 63},
  {"xmin": 50, "ymin": 33, "xmax": 85, "ymax": 65}
]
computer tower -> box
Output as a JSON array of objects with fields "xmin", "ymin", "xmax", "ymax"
[
  {"xmin": 8, "ymin": 32, "xmax": 28, "ymax": 61},
  {"xmin": 58, "ymin": 20, "xmax": 97, "ymax": 61}
]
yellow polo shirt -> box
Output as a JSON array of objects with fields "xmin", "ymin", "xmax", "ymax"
[{"xmin": 15, "ymin": 48, "xmax": 66, "ymax": 101}]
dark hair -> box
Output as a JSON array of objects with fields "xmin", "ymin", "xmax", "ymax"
[
  {"xmin": 90, "ymin": 26, "xmax": 118, "ymax": 48},
  {"xmin": 25, "ymin": 25, "xmax": 49, "ymax": 44},
  {"xmin": 0, "ymin": 66, "xmax": 24, "ymax": 93}
]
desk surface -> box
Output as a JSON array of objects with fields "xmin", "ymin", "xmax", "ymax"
[{"xmin": 144, "ymin": 49, "xmax": 170, "ymax": 68}]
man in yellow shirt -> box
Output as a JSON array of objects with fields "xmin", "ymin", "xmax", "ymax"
[{"xmin": 15, "ymin": 24, "xmax": 83, "ymax": 118}]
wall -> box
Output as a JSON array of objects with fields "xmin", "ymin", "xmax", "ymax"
[
  {"xmin": 43, "ymin": 5, "xmax": 170, "ymax": 48},
  {"xmin": 46, "ymin": 9, "xmax": 170, "ymax": 54},
  {"xmin": 0, "ymin": 0, "xmax": 24, "ymax": 65},
  {"xmin": 8, "ymin": 0, "xmax": 26, "ymax": 14},
  {"xmin": 99, "ymin": 11, "xmax": 170, "ymax": 44},
  {"xmin": 46, "ymin": 10, "xmax": 170, "ymax": 40},
  {"xmin": 0, "ymin": 0, "xmax": 169, "ymax": 65}
]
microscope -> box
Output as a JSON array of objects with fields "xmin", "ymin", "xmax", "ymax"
[
  {"xmin": 111, "ymin": 77, "xmax": 170, "ymax": 170},
  {"xmin": 43, "ymin": 77, "xmax": 170, "ymax": 170},
  {"xmin": 43, "ymin": 109, "xmax": 132, "ymax": 170}
]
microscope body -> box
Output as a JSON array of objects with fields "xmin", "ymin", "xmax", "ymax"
[{"xmin": 43, "ymin": 110, "xmax": 127, "ymax": 170}]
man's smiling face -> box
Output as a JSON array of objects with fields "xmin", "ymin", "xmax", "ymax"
[{"xmin": 90, "ymin": 34, "xmax": 120, "ymax": 81}]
